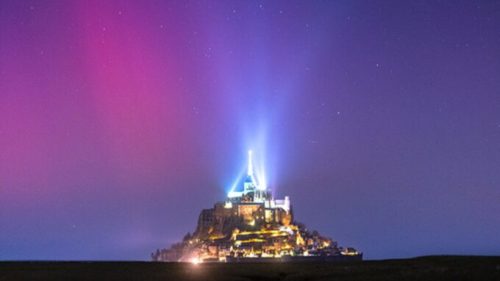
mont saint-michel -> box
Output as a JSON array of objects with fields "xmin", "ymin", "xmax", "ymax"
[{"xmin": 152, "ymin": 151, "xmax": 362, "ymax": 263}]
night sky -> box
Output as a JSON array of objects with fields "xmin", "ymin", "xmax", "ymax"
[{"xmin": 1, "ymin": 0, "xmax": 500, "ymax": 260}]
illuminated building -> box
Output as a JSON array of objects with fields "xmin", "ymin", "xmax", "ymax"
[{"xmin": 151, "ymin": 151, "xmax": 362, "ymax": 262}]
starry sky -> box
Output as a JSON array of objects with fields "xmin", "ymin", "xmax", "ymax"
[{"xmin": 1, "ymin": 0, "xmax": 500, "ymax": 260}]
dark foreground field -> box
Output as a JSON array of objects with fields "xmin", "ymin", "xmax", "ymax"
[{"xmin": 1, "ymin": 256, "xmax": 499, "ymax": 281}]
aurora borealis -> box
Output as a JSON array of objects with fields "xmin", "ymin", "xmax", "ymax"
[{"xmin": 1, "ymin": 1, "xmax": 499, "ymax": 260}]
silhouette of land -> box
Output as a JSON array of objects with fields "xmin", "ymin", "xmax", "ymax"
[{"xmin": 1, "ymin": 256, "xmax": 499, "ymax": 281}]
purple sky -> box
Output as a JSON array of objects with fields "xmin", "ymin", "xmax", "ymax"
[{"xmin": 1, "ymin": 0, "xmax": 499, "ymax": 260}]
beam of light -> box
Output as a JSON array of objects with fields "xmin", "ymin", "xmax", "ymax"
[
  {"xmin": 248, "ymin": 149, "xmax": 267, "ymax": 190},
  {"xmin": 227, "ymin": 164, "xmax": 247, "ymax": 195},
  {"xmin": 247, "ymin": 150, "xmax": 253, "ymax": 176},
  {"xmin": 250, "ymin": 150, "xmax": 267, "ymax": 191},
  {"xmin": 255, "ymin": 168, "xmax": 267, "ymax": 191},
  {"xmin": 239, "ymin": 119, "xmax": 277, "ymax": 194},
  {"xmin": 227, "ymin": 150, "xmax": 268, "ymax": 196}
]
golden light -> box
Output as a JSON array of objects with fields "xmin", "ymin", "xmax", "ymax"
[{"xmin": 190, "ymin": 257, "xmax": 201, "ymax": 265}]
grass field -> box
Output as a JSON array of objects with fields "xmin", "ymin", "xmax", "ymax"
[{"xmin": 1, "ymin": 256, "xmax": 499, "ymax": 281}]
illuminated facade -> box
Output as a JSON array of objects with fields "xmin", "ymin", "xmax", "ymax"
[{"xmin": 152, "ymin": 151, "xmax": 362, "ymax": 262}]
